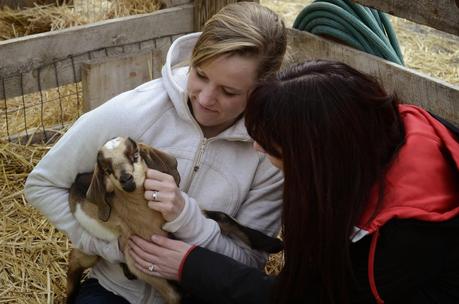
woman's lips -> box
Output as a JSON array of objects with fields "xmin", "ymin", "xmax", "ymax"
[{"xmin": 198, "ymin": 102, "xmax": 217, "ymax": 113}]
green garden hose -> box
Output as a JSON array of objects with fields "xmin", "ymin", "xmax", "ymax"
[{"xmin": 293, "ymin": 0, "xmax": 404, "ymax": 65}]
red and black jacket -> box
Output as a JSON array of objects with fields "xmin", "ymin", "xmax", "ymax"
[
  {"xmin": 179, "ymin": 105, "xmax": 459, "ymax": 304},
  {"xmin": 353, "ymin": 105, "xmax": 459, "ymax": 303}
]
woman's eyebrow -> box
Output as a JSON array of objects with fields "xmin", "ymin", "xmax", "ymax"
[{"xmin": 196, "ymin": 67, "xmax": 243, "ymax": 93}]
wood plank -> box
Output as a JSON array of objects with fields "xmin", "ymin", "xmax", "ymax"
[
  {"xmin": 352, "ymin": 0, "xmax": 459, "ymax": 36},
  {"xmin": 1, "ymin": 53, "xmax": 90, "ymax": 100},
  {"xmin": 6, "ymin": 126, "xmax": 65, "ymax": 145},
  {"xmin": 287, "ymin": 28, "xmax": 459, "ymax": 125},
  {"xmin": 0, "ymin": 5, "xmax": 193, "ymax": 77},
  {"xmin": 81, "ymin": 52, "xmax": 153, "ymax": 111},
  {"xmin": 152, "ymin": 36, "xmax": 173, "ymax": 79},
  {"xmin": 0, "ymin": 5, "xmax": 193, "ymax": 99},
  {"xmin": 163, "ymin": 0, "xmax": 193, "ymax": 7}
]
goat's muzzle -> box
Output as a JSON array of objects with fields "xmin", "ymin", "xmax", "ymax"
[{"xmin": 119, "ymin": 173, "xmax": 136, "ymax": 192}]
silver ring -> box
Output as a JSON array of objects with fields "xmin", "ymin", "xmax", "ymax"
[
  {"xmin": 148, "ymin": 264, "xmax": 156, "ymax": 272},
  {"xmin": 152, "ymin": 190, "xmax": 159, "ymax": 201}
]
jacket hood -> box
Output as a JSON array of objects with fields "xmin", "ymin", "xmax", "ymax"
[
  {"xmin": 161, "ymin": 33, "xmax": 251, "ymax": 140},
  {"xmin": 352, "ymin": 105, "xmax": 459, "ymax": 242}
]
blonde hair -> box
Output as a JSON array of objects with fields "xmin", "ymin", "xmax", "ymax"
[{"xmin": 191, "ymin": 2, "xmax": 287, "ymax": 80}]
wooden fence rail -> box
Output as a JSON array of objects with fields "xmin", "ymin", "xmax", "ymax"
[
  {"xmin": 0, "ymin": 5, "xmax": 194, "ymax": 100},
  {"xmin": 288, "ymin": 28, "xmax": 459, "ymax": 125},
  {"xmin": 353, "ymin": 0, "xmax": 459, "ymax": 36}
]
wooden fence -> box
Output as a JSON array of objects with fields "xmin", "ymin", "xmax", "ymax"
[{"xmin": 0, "ymin": 0, "xmax": 458, "ymax": 143}]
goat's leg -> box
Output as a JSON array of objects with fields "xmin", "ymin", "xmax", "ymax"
[
  {"xmin": 66, "ymin": 248, "xmax": 99, "ymax": 304},
  {"xmin": 203, "ymin": 210, "xmax": 283, "ymax": 253}
]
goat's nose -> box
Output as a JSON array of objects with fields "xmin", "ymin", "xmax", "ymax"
[
  {"xmin": 120, "ymin": 173, "xmax": 136, "ymax": 192},
  {"xmin": 120, "ymin": 173, "xmax": 134, "ymax": 187}
]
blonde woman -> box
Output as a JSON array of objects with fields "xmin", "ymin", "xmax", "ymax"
[{"xmin": 24, "ymin": 2, "xmax": 287, "ymax": 303}]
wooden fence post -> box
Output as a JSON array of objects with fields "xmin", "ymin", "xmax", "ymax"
[
  {"xmin": 81, "ymin": 52, "xmax": 154, "ymax": 112},
  {"xmin": 193, "ymin": 0, "xmax": 259, "ymax": 31}
]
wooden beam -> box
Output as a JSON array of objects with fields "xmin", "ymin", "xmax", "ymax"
[
  {"xmin": 163, "ymin": 0, "xmax": 193, "ymax": 7},
  {"xmin": 287, "ymin": 28, "xmax": 459, "ymax": 125},
  {"xmin": 0, "ymin": 5, "xmax": 193, "ymax": 77},
  {"xmin": 0, "ymin": 5, "xmax": 193, "ymax": 99},
  {"xmin": 352, "ymin": 0, "xmax": 459, "ymax": 36}
]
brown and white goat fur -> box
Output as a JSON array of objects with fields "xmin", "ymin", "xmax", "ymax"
[
  {"xmin": 66, "ymin": 137, "xmax": 284, "ymax": 303},
  {"xmin": 67, "ymin": 137, "xmax": 181, "ymax": 304}
]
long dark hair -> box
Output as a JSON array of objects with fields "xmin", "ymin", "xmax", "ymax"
[{"xmin": 245, "ymin": 60, "xmax": 405, "ymax": 303}]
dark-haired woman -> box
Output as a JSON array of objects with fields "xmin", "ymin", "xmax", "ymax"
[{"xmin": 128, "ymin": 60, "xmax": 459, "ymax": 303}]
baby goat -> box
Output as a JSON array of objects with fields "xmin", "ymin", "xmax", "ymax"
[
  {"xmin": 67, "ymin": 137, "xmax": 283, "ymax": 303},
  {"xmin": 67, "ymin": 137, "xmax": 181, "ymax": 303}
]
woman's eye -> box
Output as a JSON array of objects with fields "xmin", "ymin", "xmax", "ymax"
[
  {"xmin": 222, "ymin": 89, "xmax": 237, "ymax": 97},
  {"xmin": 196, "ymin": 70, "xmax": 207, "ymax": 79}
]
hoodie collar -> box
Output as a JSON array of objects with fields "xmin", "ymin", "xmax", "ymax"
[{"xmin": 161, "ymin": 33, "xmax": 251, "ymax": 141}]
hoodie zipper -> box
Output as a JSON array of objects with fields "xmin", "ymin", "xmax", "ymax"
[
  {"xmin": 183, "ymin": 138, "xmax": 208, "ymax": 193},
  {"xmin": 181, "ymin": 136, "xmax": 253, "ymax": 193}
]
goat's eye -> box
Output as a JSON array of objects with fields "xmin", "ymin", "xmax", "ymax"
[
  {"xmin": 104, "ymin": 168, "xmax": 113, "ymax": 175},
  {"xmin": 132, "ymin": 152, "xmax": 139, "ymax": 163}
]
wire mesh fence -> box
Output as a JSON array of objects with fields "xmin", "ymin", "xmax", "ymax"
[
  {"xmin": 0, "ymin": 0, "xmax": 177, "ymax": 144},
  {"xmin": 0, "ymin": 34, "xmax": 179, "ymax": 144},
  {"xmin": 1, "ymin": 71, "xmax": 82, "ymax": 144}
]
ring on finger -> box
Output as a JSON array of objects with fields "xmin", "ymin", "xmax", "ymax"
[
  {"xmin": 152, "ymin": 190, "xmax": 159, "ymax": 201},
  {"xmin": 148, "ymin": 264, "xmax": 156, "ymax": 272}
]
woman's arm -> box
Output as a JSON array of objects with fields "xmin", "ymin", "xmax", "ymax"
[
  {"xmin": 24, "ymin": 88, "xmax": 155, "ymax": 262},
  {"xmin": 128, "ymin": 234, "xmax": 275, "ymax": 304},
  {"xmin": 144, "ymin": 157, "xmax": 284, "ymax": 268}
]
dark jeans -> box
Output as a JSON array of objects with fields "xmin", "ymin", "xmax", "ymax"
[
  {"xmin": 74, "ymin": 278, "xmax": 130, "ymax": 304},
  {"xmin": 73, "ymin": 278, "xmax": 203, "ymax": 304}
]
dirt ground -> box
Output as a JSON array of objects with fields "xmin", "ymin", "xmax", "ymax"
[{"xmin": 261, "ymin": 0, "xmax": 459, "ymax": 86}]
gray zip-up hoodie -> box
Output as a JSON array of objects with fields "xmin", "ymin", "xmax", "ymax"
[{"xmin": 24, "ymin": 33, "xmax": 283, "ymax": 303}]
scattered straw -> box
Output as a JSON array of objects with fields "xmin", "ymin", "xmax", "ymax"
[
  {"xmin": 1, "ymin": 82, "xmax": 82, "ymax": 141},
  {"xmin": 0, "ymin": 140, "xmax": 70, "ymax": 303},
  {"xmin": 0, "ymin": 4, "xmax": 86, "ymax": 40},
  {"xmin": 0, "ymin": 0, "xmax": 163, "ymax": 40}
]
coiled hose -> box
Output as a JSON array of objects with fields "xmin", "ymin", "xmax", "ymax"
[{"xmin": 293, "ymin": 0, "xmax": 404, "ymax": 65}]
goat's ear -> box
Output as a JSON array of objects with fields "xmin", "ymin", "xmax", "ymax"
[
  {"xmin": 139, "ymin": 144, "xmax": 181, "ymax": 186},
  {"xmin": 86, "ymin": 153, "xmax": 113, "ymax": 222},
  {"xmin": 126, "ymin": 137, "xmax": 139, "ymax": 154}
]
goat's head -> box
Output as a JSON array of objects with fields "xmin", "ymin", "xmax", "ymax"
[{"xmin": 86, "ymin": 137, "xmax": 181, "ymax": 221}]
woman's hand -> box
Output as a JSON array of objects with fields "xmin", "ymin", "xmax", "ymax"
[
  {"xmin": 144, "ymin": 169, "xmax": 185, "ymax": 221},
  {"xmin": 128, "ymin": 234, "xmax": 193, "ymax": 281}
]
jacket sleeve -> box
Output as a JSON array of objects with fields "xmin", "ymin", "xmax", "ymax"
[
  {"xmin": 180, "ymin": 246, "xmax": 275, "ymax": 304},
  {"xmin": 23, "ymin": 88, "xmax": 157, "ymax": 263},
  {"xmin": 163, "ymin": 156, "xmax": 283, "ymax": 268}
]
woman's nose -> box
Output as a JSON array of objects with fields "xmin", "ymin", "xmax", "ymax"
[{"xmin": 199, "ymin": 85, "xmax": 217, "ymax": 106}]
